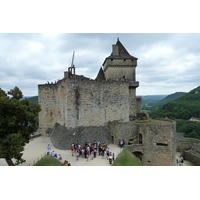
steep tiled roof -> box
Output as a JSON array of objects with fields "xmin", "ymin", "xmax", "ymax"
[
  {"xmin": 107, "ymin": 38, "xmax": 138, "ymax": 60},
  {"xmin": 102, "ymin": 39, "xmax": 138, "ymax": 66},
  {"xmin": 95, "ymin": 67, "xmax": 105, "ymax": 81}
]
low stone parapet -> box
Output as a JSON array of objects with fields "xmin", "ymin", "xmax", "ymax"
[
  {"xmin": 124, "ymin": 144, "xmax": 143, "ymax": 153},
  {"xmin": 184, "ymin": 150, "xmax": 200, "ymax": 166}
]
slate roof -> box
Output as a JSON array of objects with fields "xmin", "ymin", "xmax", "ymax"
[
  {"xmin": 95, "ymin": 67, "xmax": 106, "ymax": 81},
  {"xmin": 105, "ymin": 38, "xmax": 138, "ymax": 60}
]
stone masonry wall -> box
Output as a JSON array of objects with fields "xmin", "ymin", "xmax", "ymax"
[
  {"xmin": 183, "ymin": 145, "xmax": 200, "ymax": 166},
  {"xmin": 108, "ymin": 121, "xmax": 138, "ymax": 144},
  {"xmin": 103, "ymin": 59, "xmax": 137, "ymax": 81},
  {"xmin": 38, "ymin": 78, "xmax": 131, "ymax": 135},
  {"xmin": 109, "ymin": 120, "xmax": 176, "ymax": 166},
  {"xmin": 137, "ymin": 121, "xmax": 176, "ymax": 166},
  {"xmin": 50, "ymin": 123, "xmax": 111, "ymax": 149}
]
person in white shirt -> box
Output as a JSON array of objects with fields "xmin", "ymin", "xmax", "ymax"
[
  {"xmin": 57, "ymin": 154, "xmax": 62, "ymax": 160},
  {"xmin": 51, "ymin": 151, "xmax": 55, "ymax": 157},
  {"xmin": 109, "ymin": 152, "xmax": 113, "ymax": 165},
  {"xmin": 47, "ymin": 144, "xmax": 51, "ymax": 155}
]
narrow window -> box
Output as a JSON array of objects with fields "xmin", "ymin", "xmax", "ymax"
[
  {"xmin": 156, "ymin": 143, "xmax": 168, "ymax": 146},
  {"xmin": 139, "ymin": 134, "xmax": 143, "ymax": 144}
]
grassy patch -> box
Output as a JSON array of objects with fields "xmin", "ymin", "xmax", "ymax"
[
  {"xmin": 181, "ymin": 138, "xmax": 200, "ymax": 143},
  {"xmin": 34, "ymin": 156, "xmax": 63, "ymax": 166},
  {"xmin": 184, "ymin": 160, "xmax": 196, "ymax": 166},
  {"xmin": 135, "ymin": 119, "xmax": 152, "ymax": 123},
  {"xmin": 112, "ymin": 149, "xmax": 143, "ymax": 166}
]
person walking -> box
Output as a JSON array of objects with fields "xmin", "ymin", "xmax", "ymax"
[
  {"xmin": 106, "ymin": 147, "xmax": 110, "ymax": 160},
  {"xmin": 179, "ymin": 157, "xmax": 184, "ymax": 166},
  {"xmin": 109, "ymin": 152, "xmax": 113, "ymax": 165},
  {"xmin": 119, "ymin": 140, "xmax": 122, "ymax": 148},
  {"xmin": 85, "ymin": 150, "xmax": 89, "ymax": 161},
  {"xmin": 76, "ymin": 150, "xmax": 79, "ymax": 161},
  {"xmin": 71, "ymin": 146, "xmax": 74, "ymax": 156},
  {"xmin": 111, "ymin": 136, "xmax": 114, "ymax": 144},
  {"xmin": 90, "ymin": 150, "xmax": 94, "ymax": 160},
  {"xmin": 47, "ymin": 144, "xmax": 51, "ymax": 155},
  {"xmin": 112, "ymin": 153, "xmax": 115, "ymax": 162},
  {"xmin": 94, "ymin": 148, "xmax": 97, "ymax": 158},
  {"xmin": 81, "ymin": 148, "xmax": 85, "ymax": 158},
  {"xmin": 101, "ymin": 147, "xmax": 105, "ymax": 159}
]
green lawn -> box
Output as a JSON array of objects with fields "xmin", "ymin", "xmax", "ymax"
[
  {"xmin": 34, "ymin": 156, "xmax": 63, "ymax": 166},
  {"xmin": 112, "ymin": 149, "xmax": 143, "ymax": 166},
  {"xmin": 184, "ymin": 160, "xmax": 196, "ymax": 166}
]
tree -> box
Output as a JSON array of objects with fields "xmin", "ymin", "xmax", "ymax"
[{"xmin": 0, "ymin": 87, "xmax": 41, "ymax": 166}]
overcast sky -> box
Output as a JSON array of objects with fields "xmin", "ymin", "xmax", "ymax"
[{"xmin": 0, "ymin": 33, "xmax": 199, "ymax": 96}]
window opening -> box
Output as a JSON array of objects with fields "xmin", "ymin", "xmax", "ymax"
[
  {"xmin": 156, "ymin": 143, "xmax": 168, "ymax": 146},
  {"xmin": 139, "ymin": 134, "xmax": 143, "ymax": 144}
]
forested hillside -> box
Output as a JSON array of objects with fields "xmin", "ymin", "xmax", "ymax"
[
  {"xmin": 149, "ymin": 86, "xmax": 200, "ymax": 120},
  {"xmin": 176, "ymin": 120, "xmax": 200, "ymax": 139},
  {"xmin": 27, "ymin": 96, "xmax": 38, "ymax": 104},
  {"xmin": 149, "ymin": 86, "xmax": 200, "ymax": 139},
  {"xmin": 152, "ymin": 92, "xmax": 186, "ymax": 108},
  {"xmin": 142, "ymin": 93, "xmax": 186, "ymax": 111}
]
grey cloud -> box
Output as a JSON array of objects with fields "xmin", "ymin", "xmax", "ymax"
[{"xmin": 0, "ymin": 33, "xmax": 199, "ymax": 96}]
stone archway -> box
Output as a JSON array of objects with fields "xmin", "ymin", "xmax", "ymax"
[{"xmin": 132, "ymin": 151, "xmax": 143, "ymax": 161}]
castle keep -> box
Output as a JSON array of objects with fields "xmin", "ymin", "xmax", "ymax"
[{"xmin": 38, "ymin": 38, "xmax": 176, "ymax": 166}]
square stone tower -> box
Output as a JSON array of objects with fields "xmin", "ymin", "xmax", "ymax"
[
  {"xmin": 102, "ymin": 38, "xmax": 141, "ymax": 119},
  {"xmin": 102, "ymin": 38, "xmax": 138, "ymax": 82}
]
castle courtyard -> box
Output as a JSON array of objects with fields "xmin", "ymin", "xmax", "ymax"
[
  {"xmin": 0, "ymin": 135, "xmax": 194, "ymax": 166},
  {"xmin": 0, "ymin": 136, "xmax": 123, "ymax": 166}
]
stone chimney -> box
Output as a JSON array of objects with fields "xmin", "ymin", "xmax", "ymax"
[{"xmin": 112, "ymin": 44, "xmax": 119, "ymax": 56}]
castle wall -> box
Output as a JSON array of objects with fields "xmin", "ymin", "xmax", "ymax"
[
  {"xmin": 137, "ymin": 121, "xmax": 177, "ymax": 166},
  {"xmin": 108, "ymin": 121, "xmax": 138, "ymax": 143},
  {"xmin": 109, "ymin": 120, "xmax": 177, "ymax": 166},
  {"xmin": 38, "ymin": 79, "xmax": 131, "ymax": 135},
  {"xmin": 177, "ymin": 141, "xmax": 200, "ymax": 166},
  {"xmin": 183, "ymin": 143, "xmax": 200, "ymax": 166},
  {"xmin": 38, "ymin": 82, "xmax": 60, "ymax": 136},
  {"xmin": 48, "ymin": 120, "xmax": 176, "ymax": 166},
  {"xmin": 129, "ymin": 88, "xmax": 137, "ymax": 118},
  {"xmin": 65, "ymin": 79, "xmax": 130, "ymax": 128},
  {"xmin": 136, "ymin": 97, "xmax": 142, "ymax": 113}
]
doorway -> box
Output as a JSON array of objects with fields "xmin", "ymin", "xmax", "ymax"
[
  {"xmin": 132, "ymin": 151, "xmax": 143, "ymax": 161},
  {"xmin": 139, "ymin": 134, "xmax": 143, "ymax": 144}
]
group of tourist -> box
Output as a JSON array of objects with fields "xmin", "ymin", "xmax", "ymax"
[
  {"xmin": 46, "ymin": 144, "xmax": 63, "ymax": 161},
  {"xmin": 46, "ymin": 139, "xmax": 117, "ymax": 166},
  {"xmin": 71, "ymin": 140, "xmax": 115, "ymax": 165}
]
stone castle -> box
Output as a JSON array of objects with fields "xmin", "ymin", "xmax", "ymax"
[{"xmin": 38, "ymin": 38, "xmax": 176, "ymax": 166}]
